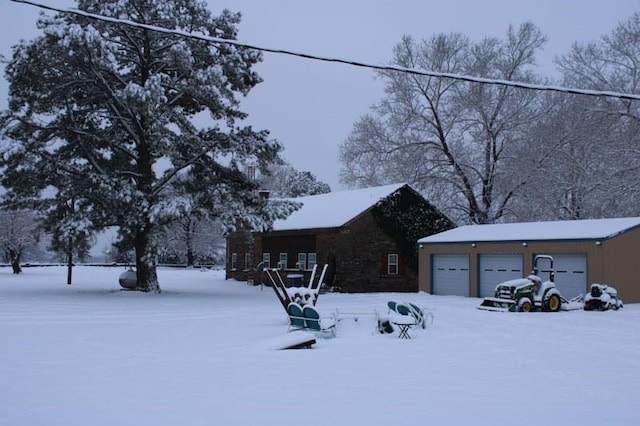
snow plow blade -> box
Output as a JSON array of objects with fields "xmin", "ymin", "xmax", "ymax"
[
  {"xmin": 560, "ymin": 294, "xmax": 584, "ymax": 311},
  {"xmin": 477, "ymin": 297, "xmax": 516, "ymax": 312}
]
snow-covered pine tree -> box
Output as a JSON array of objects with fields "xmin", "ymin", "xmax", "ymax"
[{"xmin": 0, "ymin": 0, "xmax": 296, "ymax": 292}]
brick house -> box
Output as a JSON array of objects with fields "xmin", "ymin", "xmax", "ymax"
[{"xmin": 226, "ymin": 183, "xmax": 454, "ymax": 292}]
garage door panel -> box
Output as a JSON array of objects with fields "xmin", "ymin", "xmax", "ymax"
[
  {"xmin": 479, "ymin": 254, "xmax": 523, "ymax": 298},
  {"xmin": 549, "ymin": 254, "xmax": 587, "ymax": 299},
  {"xmin": 432, "ymin": 254, "xmax": 469, "ymax": 297}
]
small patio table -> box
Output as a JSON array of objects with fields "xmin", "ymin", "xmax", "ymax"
[{"xmin": 390, "ymin": 314, "xmax": 415, "ymax": 339}]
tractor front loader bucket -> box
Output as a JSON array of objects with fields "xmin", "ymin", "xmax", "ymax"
[{"xmin": 477, "ymin": 297, "xmax": 516, "ymax": 312}]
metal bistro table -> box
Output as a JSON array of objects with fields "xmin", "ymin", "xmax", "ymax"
[{"xmin": 390, "ymin": 314, "xmax": 416, "ymax": 339}]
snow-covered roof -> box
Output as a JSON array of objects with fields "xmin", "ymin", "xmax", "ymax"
[
  {"xmin": 272, "ymin": 183, "xmax": 407, "ymax": 231},
  {"xmin": 418, "ymin": 217, "xmax": 640, "ymax": 244}
]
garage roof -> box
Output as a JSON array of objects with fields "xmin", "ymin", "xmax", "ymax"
[
  {"xmin": 418, "ymin": 217, "xmax": 640, "ymax": 244},
  {"xmin": 272, "ymin": 183, "xmax": 406, "ymax": 231}
]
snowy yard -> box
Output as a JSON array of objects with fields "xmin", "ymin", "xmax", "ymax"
[{"xmin": 1, "ymin": 266, "xmax": 638, "ymax": 426}]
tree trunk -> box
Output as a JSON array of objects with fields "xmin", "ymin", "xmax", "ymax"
[
  {"xmin": 10, "ymin": 259, "xmax": 22, "ymax": 274},
  {"xmin": 67, "ymin": 236, "xmax": 73, "ymax": 285},
  {"xmin": 185, "ymin": 218, "xmax": 196, "ymax": 267},
  {"xmin": 186, "ymin": 248, "xmax": 195, "ymax": 267},
  {"xmin": 8, "ymin": 249, "xmax": 22, "ymax": 274},
  {"xmin": 134, "ymin": 225, "xmax": 160, "ymax": 293}
]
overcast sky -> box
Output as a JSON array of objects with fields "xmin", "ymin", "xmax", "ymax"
[{"xmin": 2, "ymin": 0, "xmax": 640, "ymax": 190}]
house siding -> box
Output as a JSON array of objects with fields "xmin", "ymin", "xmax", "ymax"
[
  {"xmin": 599, "ymin": 228, "xmax": 640, "ymax": 303},
  {"xmin": 332, "ymin": 211, "xmax": 417, "ymax": 293},
  {"xmin": 225, "ymin": 230, "xmax": 254, "ymax": 282},
  {"xmin": 261, "ymin": 234, "xmax": 316, "ymax": 269}
]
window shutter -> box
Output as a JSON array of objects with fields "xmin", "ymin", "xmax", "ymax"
[
  {"xmin": 381, "ymin": 254, "xmax": 387, "ymax": 275},
  {"xmin": 398, "ymin": 254, "xmax": 405, "ymax": 275}
]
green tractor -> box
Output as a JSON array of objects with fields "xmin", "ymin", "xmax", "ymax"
[{"xmin": 478, "ymin": 255, "xmax": 577, "ymax": 312}]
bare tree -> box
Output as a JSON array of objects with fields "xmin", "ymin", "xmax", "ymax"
[
  {"xmin": 157, "ymin": 217, "xmax": 225, "ymax": 266},
  {"xmin": 340, "ymin": 23, "xmax": 547, "ymax": 224},
  {"xmin": 524, "ymin": 11, "xmax": 640, "ymax": 219},
  {"xmin": 0, "ymin": 210, "xmax": 40, "ymax": 274},
  {"xmin": 259, "ymin": 162, "xmax": 331, "ymax": 198},
  {"xmin": 508, "ymin": 93, "xmax": 625, "ymax": 220},
  {"xmin": 340, "ymin": 33, "xmax": 471, "ymax": 221},
  {"xmin": 556, "ymin": 12, "xmax": 640, "ymax": 103}
]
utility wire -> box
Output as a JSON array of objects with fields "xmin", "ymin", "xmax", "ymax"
[{"xmin": 10, "ymin": 0, "xmax": 640, "ymax": 102}]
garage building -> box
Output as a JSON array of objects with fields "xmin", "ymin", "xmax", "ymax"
[{"xmin": 417, "ymin": 217, "xmax": 640, "ymax": 303}]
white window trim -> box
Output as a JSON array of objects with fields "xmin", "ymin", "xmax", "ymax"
[
  {"xmin": 244, "ymin": 253, "xmax": 251, "ymax": 271},
  {"xmin": 278, "ymin": 253, "xmax": 287, "ymax": 270},
  {"xmin": 297, "ymin": 253, "xmax": 307, "ymax": 270},
  {"xmin": 308, "ymin": 253, "xmax": 317, "ymax": 270},
  {"xmin": 388, "ymin": 254, "xmax": 399, "ymax": 275}
]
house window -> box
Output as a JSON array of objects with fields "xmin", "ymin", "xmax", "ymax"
[
  {"xmin": 297, "ymin": 253, "xmax": 307, "ymax": 270},
  {"xmin": 246, "ymin": 164, "xmax": 256, "ymax": 181},
  {"xmin": 262, "ymin": 253, "xmax": 271, "ymax": 268},
  {"xmin": 388, "ymin": 254, "xmax": 399, "ymax": 275},
  {"xmin": 231, "ymin": 253, "xmax": 237, "ymax": 271},
  {"xmin": 308, "ymin": 253, "xmax": 317, "ymax": 270},
  {"xmin": 278, "ymin": 253, "xmax": 288, "ymax": 269},
  {"xmin": 244, "ymin": 253, "xmax": 251, "ymax": 271}
]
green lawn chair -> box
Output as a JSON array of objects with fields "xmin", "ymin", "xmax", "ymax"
[
  {"xmin": 302, "ymin": 305, "xmax": 336, "ymax": 338},
  {"xmin": 408, "ymin": 302, "xmax": 434, "ymax": 329},
  {"xmin": 287, "ymin": 302, "xmax": 306, "ymax": 332},
  {"xmin": 394, "ymin": 303, "xmax": 413, "ymax": 317}
]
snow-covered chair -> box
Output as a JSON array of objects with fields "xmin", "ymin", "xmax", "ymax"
[
  {"xmin": 388, "ymin": 300, "xmax": 433, "ymax": 329},
  {"xmin": 267, "ymin": 264, "xmax": 328, "ymax": 312},
  {"xmin": 286, "ymin": 302, "xmax": 306, "ymax": 332},
  {"xmin": 302, "ymin": 305, "xmax": 336, "ymax": 338},
  {"xmin": 406, "ymin": 302, "xmax": 434, "ymax": 329}
]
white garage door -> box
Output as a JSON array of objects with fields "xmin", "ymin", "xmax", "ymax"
[
  {"xmin": 547, "ymin": 254, "xmax": 587, "ymax": 299},
  {"xmin": 478, "ymin": 254, "xmax": 523, "ymax": 298},
  {"xmin": 432, "ymin": 254, "xmax": 469, "ymax": 296}
]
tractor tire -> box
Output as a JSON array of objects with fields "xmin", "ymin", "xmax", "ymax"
[
  {"xmin": 546, "ymin": 294, "xmax": 562, "ymax": 312},
  {"xmin": 518, "ymin": 298, "xmax": 532, "ymax": 312}
]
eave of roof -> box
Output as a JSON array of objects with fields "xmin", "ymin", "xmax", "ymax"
[{"xmin": 417, "ymin": 217, "xmax": 640, "ymax": 244}]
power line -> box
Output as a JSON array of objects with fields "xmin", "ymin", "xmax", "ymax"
[{"xmin": 10, "ymin": 0, "xmax": 640, "ymax": 102}]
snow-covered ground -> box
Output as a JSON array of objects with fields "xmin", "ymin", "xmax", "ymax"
[{"xmin": 1, "ymin": 266, "xmax": 638, "ymax": 426}]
